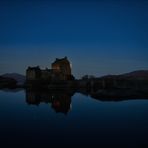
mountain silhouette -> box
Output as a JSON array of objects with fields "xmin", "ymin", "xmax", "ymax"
[
  {"xmin": 1, "ymin": 73, "xmax": 25, "ymax": 85},
  {"xmin": 99, "ymin": 70, "xmax": 148, "ymax": 80},
  {"xmin": 120, "ymin": 70, "xmax": 148, "ymax": 79}
]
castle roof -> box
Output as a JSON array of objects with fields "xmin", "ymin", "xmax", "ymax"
[{"xmin": 52, "ymin": 56, "xmax": 70, "ymax": 65}]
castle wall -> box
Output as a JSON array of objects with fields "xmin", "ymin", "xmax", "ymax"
[
  {"xmin": 41, "ymin": 70, "xmax": 51, "ymax": 80},
  {"xmin": 26, "ymin": 66, "xmax": 41, "ymax": 81},
  {"xmin": 26, "ymin": 57, "xmax": 74, "ymax": 82},
  {"xmin": 26, "ymin": 70, "xmax": 37, "ymax": 80}
]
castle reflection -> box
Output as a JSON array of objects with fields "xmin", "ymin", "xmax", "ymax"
[
  {"xmin": 25, "ymin": 87, "xmax": 148, "ymax": 115},
  {"xmin": 25, "ymin": 90, "xmax": 75, "ymax": 114}
]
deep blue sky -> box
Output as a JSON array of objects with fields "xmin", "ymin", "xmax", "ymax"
[{"xmin": 0, "ymin": 0, "xmax": 148, "ymax": 78}]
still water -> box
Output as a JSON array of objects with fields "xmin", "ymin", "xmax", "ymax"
[{"xmin": 0, "ymin": 90, "xmax": 148, "ymax": 147}]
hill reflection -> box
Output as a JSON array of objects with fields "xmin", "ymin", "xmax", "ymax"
[{"xmin": 26, "ymin": 90, "xmax": 75, "ymax": 114}]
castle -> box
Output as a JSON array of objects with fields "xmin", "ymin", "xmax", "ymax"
[{"xmin": 26, "ymin": 57, "xmax": 74, "ymax": 82}]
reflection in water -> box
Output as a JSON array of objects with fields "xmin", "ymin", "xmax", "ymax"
[
  {"xmin": 25, "ymin": 88, "xmax": 148, "ymax": 115},
  {"xmin": 1, "ymin": 89, "xmax": 148, "ymax": 147},
  {"xmin": 26, "ymin": 90, "xmax": 75, "ymax": 114}
]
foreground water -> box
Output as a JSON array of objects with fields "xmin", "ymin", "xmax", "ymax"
[{"xmin": 0, "ymin": 90, "xmax": 148, "ymax": 147}]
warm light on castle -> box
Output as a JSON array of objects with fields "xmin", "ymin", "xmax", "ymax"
[{"xmin": 26, "ymin": 57, "xmax": 74, "ymax": 81}]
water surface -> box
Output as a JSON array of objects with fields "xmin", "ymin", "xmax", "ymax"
[{"xmin": 0, "ymin": 90, "xmax": 148, "ymax": 147}]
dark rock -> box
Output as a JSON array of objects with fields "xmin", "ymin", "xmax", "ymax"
[{"xmin": 0, "ymin": 76, "xmax": 17, "ymax": 89}]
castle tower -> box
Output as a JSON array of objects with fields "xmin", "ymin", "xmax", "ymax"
[{"xmin": 51, "ymin": 56, "xmax": 71, "ymax": 76}]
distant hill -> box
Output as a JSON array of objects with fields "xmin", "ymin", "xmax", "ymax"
[
  {"xmin": 99, "ymin": 70, "xmax": 148, "ymax": 80},
  {"xmin": 1, "ymin": 73, "xmax": 26, "ymax": 85},
  {"xmin": 120, "ymin": 70, "xmax": 148, "ymax": 79}
]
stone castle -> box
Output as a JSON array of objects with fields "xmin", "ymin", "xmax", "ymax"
[{"xmin": 26, "ymin": 57, "xmax": 74, "ymax": 81}]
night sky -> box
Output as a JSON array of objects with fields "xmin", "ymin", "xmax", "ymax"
[{"xmin": 0, "ymin": 0, "xmax": 148, "ymax": 78}]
